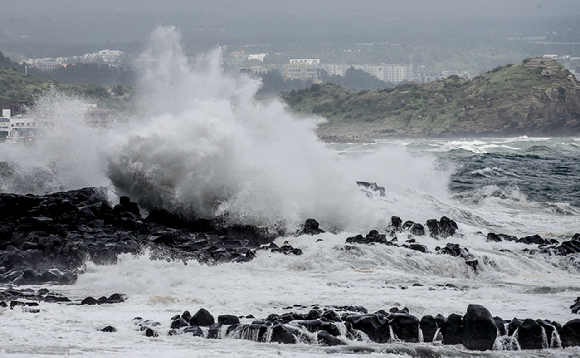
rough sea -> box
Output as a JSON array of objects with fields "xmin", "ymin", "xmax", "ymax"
[{"xmin": 1, "ymin": 28, "xmax": 580, "ymax": 357}]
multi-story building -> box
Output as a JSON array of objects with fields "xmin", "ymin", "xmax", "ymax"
[
  {"xmin": 383, "ymin": 64, "xmax": 413, "ymax": 83},
  {"xmin": 283, "ymin": 62, "xmax": 319, "ymax": 80},
  {"xmin": 34, "ymin": 61, "xmax": 61, "ymax": 71},
  {"xmin": 318, "ymin": 63, "xmax": 413, "ymax": 84},
  {"xmin": 319, "ymin": 63, "xmax": 347, "ymax": 77}
]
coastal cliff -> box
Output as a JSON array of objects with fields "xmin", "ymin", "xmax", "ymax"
[{"xmin": 283, "ymin": 58, "xmax": 580, "ymax": 138}]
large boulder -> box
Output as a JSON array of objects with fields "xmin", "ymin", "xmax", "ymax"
[
  {"xmin": 441, "ymin": 313, "xmax": 463, "ymax": 345},
  {"xmin": 517, "ymin": 318, "xmax": 544, "ymax": 349},
  {"xmin": 420, "ymin": 315, "xmax": 439, "ymax": 342},
  {"xmin": 463, "ymin": 304, "xmax": 497, "ymax": 351},
  {"xmin": 561, "ymin": 319, "xmax": 580, "ymax": 347},
  {"xmin": 190, "ymin": 308, "xmax": 215, "ymax": 326},
  {"xmin": 348, "ymin": 314, "xmax": 391, "ymax": 343},
  {"xmin": 389, "ymin": 313, "xmax": 420, "ymax": 342},
  {"xmin": 271, "ymin": 323, "xmax": 297, "ymax": 344}
]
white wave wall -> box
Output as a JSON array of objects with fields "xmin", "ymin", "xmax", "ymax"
[{"xmin": 105, "ymin": 27, "xmax": 452, "ymax": 231}]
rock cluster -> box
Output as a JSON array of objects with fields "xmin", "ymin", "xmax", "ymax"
[
  {"xmin": 0, "ymin": 287, "xmax": 126, "ymax": 308},
  {"xmin": 0, "ymin": 188, "xmax": 305, "ymax": 285},
  {"xmin": 487, "ymin": 232, "xmax": 580, "ymax": 256},
  {"xmin": 125, "ymin": 304, "xmax": 580, "ymax": 351}
]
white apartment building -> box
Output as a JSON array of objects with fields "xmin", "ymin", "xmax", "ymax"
[
  {"xmin": 319, "ymin": 63, "xmax": 413, "ymax": 83},
  {"xmin": 289, "ymin": 59, "xmax": 320, "ymax": 66}
]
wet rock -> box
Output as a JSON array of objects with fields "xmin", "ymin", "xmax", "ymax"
[
  {"xmin": 184, "ymin": 325, "xmax": 204, "ymax": 337},
  {"xmin": 441, "ymin": 313, "xmax": 463, "ymax": 345},
  {"xmin": 406, "ymin": 243, "xmax": 428, "ymax": 253},
  {"xmin": 301, "ymin": 219, "xmax": 325, "ymax": 235},
  {"xmin": 420, "ymin": 315, "xmax": 439, "ymax": 342},
  {"xmin": 207, "ymin": 323, "xmax": 223, "ymax": 339},
  {"xmin": 317, "ymin": 331, "xmax": 346, "ymax": 346},
  {"xmin": 347, "ymin": 314, "xmax": 390, "ymax": 343},
  {"xmin": 508, "ymin": 318, "xmax": 522, "ymax": 336},
  {"xmin": 145, "ymin": 328, "xmax": 159, "ymax": 337},
  {"xmin": 171, "ymin": 317, "xmax": 190, "ymax": 329},
  {"xmin": 218, "ymin": 314, "xmax": 240, "ymax": 325},
  {"xmin": 486, "ymin": 233, "xmax": 502, "ymax": 242},
  {"xmin": 463, "ymin": 304, "xmax": 497, "ymax": 351},
  {"xmin": 270, "ymin": 244, "xmax": 302, "ymax": 256},
  {"xmin": 561, "ymin": 319, "xmax": 580, "ymax": 347},
  {"xmin": 410, "ymin": 223, "xmax": 425, "ymax": 236},
  {"xmin": 100, "ymin": 326, "xmax": 117, "ymax": 332},
  {"xmin": 322, "ymin": 310, "xmax": 341, "ymax": 322},
  {"xmin": 190, "ymin": 308, "xmax": 215, "ymax": 326},
  {"xmin": 571, "ymin": 297, "xmax": 580, "ymax": 314},
  {"xmin": 518, "ymin": 234, "xmax": 550, "ymax": 245},
  {"xmin": 493, "ymin": 316, "xmax": 506, "ymax": 336},
  {"xmin": 81, "ymin": 296, "xmax": 98, "ymax": 305},
  {"xmin": 438, "ymin": 243, "xmax": 478, "ymax": 272},
  {"xmin": 390, "ymin": 216, "xmax": 403, "ymax": 232},
  {"xmin": 389, "ymin": 313, "xmax": 420, "ymax": 342},
  {"xmin": 498, "ymin": 234, "xmax": 518, "ymax": 242},
  {"xmin": 271, "ymin": 322, "xmax": 297, "ymax": 344},
  {"xmin": 356, "ymin": 181, "xmax": 386, "ymax": 197}
]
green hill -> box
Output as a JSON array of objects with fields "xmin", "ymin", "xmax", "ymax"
[
  {"xmin": 283, "ymin": 57, "xmax": 580, "ymax": 138},
  {"xmin": 0, "ymin": 53, "xmax": 135, "ymax": 112},
  {"xmin": 0, "ymin": 65, "xmax": 55, "ymax": 103}
]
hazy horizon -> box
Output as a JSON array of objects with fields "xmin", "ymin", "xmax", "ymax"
[{"xmin": 1, "ymin": 0, "xmax": 579, "ymax": 44}]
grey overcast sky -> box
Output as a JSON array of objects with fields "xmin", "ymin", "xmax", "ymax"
[{"xmin": 1, "ymin": 0, "xmax": 579, "ymax": 44}]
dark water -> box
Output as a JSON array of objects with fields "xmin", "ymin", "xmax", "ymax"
[
  {"xmin": 400, "ymin": 138, "xmax": 580, "ymax": 209},
  {"xmin": 450, "ymin": 151, "xmax": 580, "ymax": 208}
]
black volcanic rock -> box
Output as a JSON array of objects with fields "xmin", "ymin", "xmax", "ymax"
[
  {"xmin": 516, "ymin": 319, "xmax": 544, "ymax": 349},
  {"xmin": 420, "ymin": 315, "xmax": 439, "ymax": 342},
  {"xmin": 190, "ymin": 308, "xmax": 215, "ymax": 326},
  {"xmin": 347, "ymin": 314, "xmax": 390, "ymax": 343},
  {"xmin": 317, "ymin": 331, "xmax": 346, "ymax": 346},
  {"xmin": 218, "ymin": 314, "xmax": 240, "ymax": 325},
  {"xmin": 389, "ymin": 313, "xmax": 420, "ymax": 342},
  {"xmin": 441, "ymin": 313, "xmax": 463, "ymax": 345},
  {"xmin": 301, "ymin": 219, "xmax": 325, "ymax": 235},
  {"xmin": 0, "ymin": 188, "xmax": 294, "ymax": 285},
  {"xmin": 571, "ymin": 297, "xmax": 580, "ymax": 314},
  {"xmin": 561, "ymin": 319, "xmax": 580, "ymax": 348},
  {"xmin": 463, "ymin": 304, "xmax": 497, "ymax": 351}
]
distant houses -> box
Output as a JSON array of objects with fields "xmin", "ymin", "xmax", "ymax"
[{"xmin": 21, "ymin": 49, "xmax": 125, "ymax": 71}]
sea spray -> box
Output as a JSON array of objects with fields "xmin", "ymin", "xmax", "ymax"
[{"xmin": 106, "ymin": 27, "xmax": 452, "ymax": 232}]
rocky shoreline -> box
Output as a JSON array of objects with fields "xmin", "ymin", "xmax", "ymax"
[
  {"xmin": 3, "ymin": 285, "xmax": 580, "ymax": 351},
  {"xmin": 2, "ymin": 186, "xmax": 580, "ymax": 351}
]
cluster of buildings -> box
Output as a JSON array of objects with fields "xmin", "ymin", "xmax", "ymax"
[
  {"xmin": 280, "ymin": 58, "xmax": 467, "ymax": 84},
  {"xmin": 0, "ymin": 102, "xmax": 36, "ymax": 140},
  {"xmin": 20, "ymin": 49, "xmax": 125, "ymax": 71},
  {"xmin": 236, "ymin": 49, "xmax": 466, "ymax": 84},
  {"xmin": 278, "ymin": 58, "xmax": 414, "ymax": 84},
  {"xmin": 0, "ymin": 102, "xmax": 118, "ymax": 140}
]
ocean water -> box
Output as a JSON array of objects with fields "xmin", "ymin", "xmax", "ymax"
[{"xmin": 1, "ymin": 28, "xmax": 580, "ymax": 357}]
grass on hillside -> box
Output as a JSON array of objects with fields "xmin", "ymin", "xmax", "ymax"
[{"xmin": 282, "ymin": 57, "xmax": 570, "ymax": 135}]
